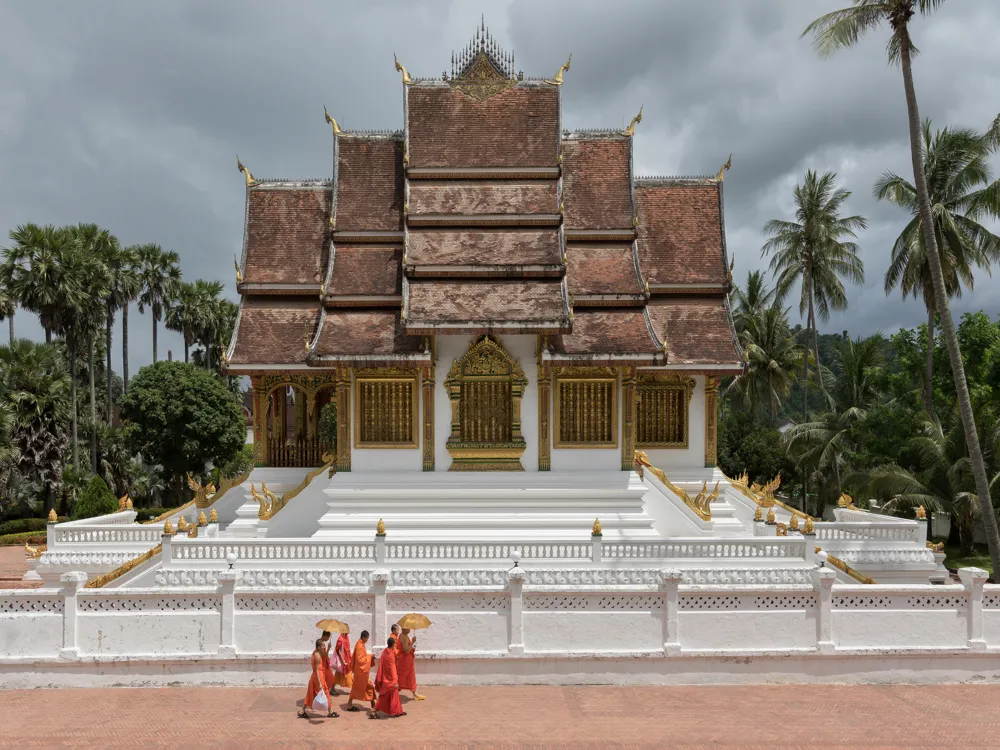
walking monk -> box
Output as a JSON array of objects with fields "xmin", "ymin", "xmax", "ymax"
[
  {"xmin": 369, "ymin": 637, "xmax": 405, "ymax": 719},
  {"xmin": 298, "ymin": 639, "xmax": 338, "ymax": 719},
  {"xmin": 332, "ymin": 631, "xmax": 354, "ymax": 694},
  {"xmin": 346, "ymin": 630, "xmax": 376, "ymax": 713},
  {"xmin": 319, "ymin": 631, "xmax": 335, "ymax": 691},
  {"xmin": 396, "ymin": 627, "xmax": 424, "ymax": 700}
]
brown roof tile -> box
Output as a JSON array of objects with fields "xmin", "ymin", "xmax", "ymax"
[
  {"xmin": 336, "ymin": 138, "xmax": 404, "ymax": 231},
  {"xmin": 405, "ymin": 279, "xmax": 567, "ymax": 327},
  {"xmin": 566, "ymin": 244, "xmax": 643, "ymax": 298},
  {"xmin": 406, "ymin": 229, "xmax": 562, "ymax": 268},
  {"xmin": 243, "ymin": 187, "xmax": 330, "ymax": 286},
  {"xmin": 327, "ymin": 246, "xmax": 402, "ymax": 297},
  {"xmin": 635, "ymin": 182, "xmax": 726, "ymax": 286},
  {"xmin": 407, "ymin": 180, "xmax": 558, "ymax": 215},
  {"xmin": 549, "ymin": 309, "xmax": 659, "ymax": 359},
  {"xmin": 407, "ymin": 86, "xmax": 559, "ymax": 169},
  {"xmin": 229, "ymin": 297, "xmax": 319, "ymax": 366},
  {"xmin": 311, "ymin": 310, "xmax": 423, "ymax": 360},
  {"xmin": 561, "ymin": 139, "xmax": 633, "ymax": 230},
  {"xmin": 646, "ymin": 296, "xmax": 741, "ymax": 365}
]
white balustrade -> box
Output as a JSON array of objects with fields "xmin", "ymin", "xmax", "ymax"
[
  {"xmin": 169, "ymin": 539, "xmax": 376, "ymax": 562},
  {"xmin": 813, "ymin": 522, "xmax": 920, "ymax": 542},
  {"xmin": 604, "ymin": 539, "xmax": 806, "ymax": 559},
  {"xmin": 54, "ymin": 526, "xmax": 163, "ymax": 545},
  {"xmin": 57, "ymin": 510, "xmax": 138, "ymax": 527},
  {"xmin": 384, "ymin": 542, "xmax": 591, "ymax": 561}
]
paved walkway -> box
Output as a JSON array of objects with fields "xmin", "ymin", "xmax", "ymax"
[
  {"xmin": 0, "ymin": 545, "xmax": 41, "ymax": 589},
  {"xmin": 1, "ymin": 684, "xmax": 999, "ymax": 748}
]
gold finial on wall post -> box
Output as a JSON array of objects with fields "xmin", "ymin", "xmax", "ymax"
[
  {"xmin": 376, "ymin": 518, "xmax": 386, "ymax": 536},
  {"xmin": 48, "ymin": 508, "xmax": 57, "ymax": 523},
  {"xmin": 622, "ymin": 105, "xmax": 643, "ymax": 137},
  {"xmin": 592, "ymin": 518, "xmax": 602, "ymax": 536},
  {"xmin": 163, "ymin": 520, "xmax": 175, "ymax": 536},
  {"xmin": 209, "ymin": 509, "xmax": 218, "ymax": 523},
  {"xmin": 544, "ymin": 53, "xmax": 572, "ymax": 85}
]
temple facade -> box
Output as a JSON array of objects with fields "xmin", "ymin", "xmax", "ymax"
[{"xmin": 224, "ymin": 29, "xmax": 743, "ymax": 478}]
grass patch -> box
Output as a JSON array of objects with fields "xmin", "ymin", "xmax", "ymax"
[{"xmin": 944, "ymin": 543, "xmax": 993, "ymax": 575}]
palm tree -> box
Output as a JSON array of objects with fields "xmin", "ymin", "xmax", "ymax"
[
  {"xmin": 166, "ymin": 281, "xmax": 206, "ymax": 363},
  {"xmin": 0, "ymin": 286, "xmax": 13, "ymax": 345},
  {"xmin": 761, "ymin": 170, "xmax": 867, "ymax": 420},
  {"xmin": 115, "ymin": 247, "xmax": 144, "ymax": 394},
  {"xmin": 2, "ymin": 224, "xmax": 76, "ymax": 343},
  {"xmin": 196, "ymin": 280, "xmax": 226, "ymax": 369},
  {"xmin": 0, "ymin": 340, "xmax": 71, "ymax": 512},
  {"xmin": 136, "ymin": 244, "xmax": 181, "ymax": 363},
  {"xmin": 730, "ymin": 270, "xmax": 784, "ymax": 336},
  {"xmin": 805, "ymin": 0, "xmax": 1000, "ymax": 575},
  {"xmin": 876, "ymin": 119, "xmax": 1000, "ymax": 412},
  {"xmin": 95, "ymin": 238, "xmax": 138, "ymax": 418},
  {"xmin": 726, "ymin": 303, "xmax": 806, "ymax": 420}
]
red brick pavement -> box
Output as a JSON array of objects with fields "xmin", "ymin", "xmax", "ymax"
[
  {"xmin": 1, "ymin": 684, "xmax": 999, "ymax": 748},
  {"xmin": 0, "ymin": 545, "xmax": 41, "ymax": 589}
]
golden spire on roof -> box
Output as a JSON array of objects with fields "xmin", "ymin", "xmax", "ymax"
[
  {"xmin": 236, "ymin": 155, "xmax": 254, "ymax": 186},
  {"xmin": 324, "ymin": 106, "xmax": 343, "ymax": 136},
  {"xmin": 715, "ymin": 154, "xmax": 732, "ymax": 182},
  {"xmin": 544, "ymin": 53, "xmax": 572, "ymax": 85},
  {"xmin": 394, "ymin": 53, "xmax": 414, "ymax": 85},
  {"xmin": 622, "ymin": 105, "xmax": 643, "ymax": 137},
  {"xmin": 304, "ymin": 325, "xmax": 312, "ymax": 354},
  {"xmin": 234, "ymin": 254, "xmax": 243, "ymax": 284}
]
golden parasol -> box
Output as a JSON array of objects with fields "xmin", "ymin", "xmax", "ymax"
[
  {"xmin": 316, "ymin": 618, "xmax": 350, "ymax": 634},
  {"xmin": 396, "ymin": 613, "xmax": 432, "ymax": 630}
]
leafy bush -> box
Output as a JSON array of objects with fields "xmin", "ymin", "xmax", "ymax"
[
  {"xmin": 71, "ymin": 476, "xmax": 118, "ymax": 520},
  {"xmin": 218, "ymin": 444, "xmax": 253, "ymax": 479},
  {"xmin": 319, "ymin": 404, "xmax": 337, "ymax": 450},
  {"xmin": 0, "ymin": 517, "xmax": 48, "ymax": 535},
  {"xmin": 0, "ymin": 531, "xmax": 48, "ymax": 547}
]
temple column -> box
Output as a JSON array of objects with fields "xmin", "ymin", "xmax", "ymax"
[
  {"xmin": 422, "ymin": 365, "xmax": 435, "ymax": 471},
  {"xmin": 538, "ymin": 361, "xmax": 550, "ymax": 471},
  {"xmin": 621, "ymin": 367, "xmax": 637, "ymax": 471},
  {"xmin": 704, "ymin": 375, "xmax": 719, "ymax": 468},
  {"xmin": 336, "ymin": 368, "xmax": 351, "ymax": 472},
  {"xmin": 293, "ymin": 389, "xmax": 306, "ymax": 441},
  {"xmin": 251, "ymin": 377, "xmax": 267, "ymax": 467}
]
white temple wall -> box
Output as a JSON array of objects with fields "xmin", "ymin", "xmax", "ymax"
[{"xmin": 641, "ymin": 373, "xmax": 708, "ymax": 475}]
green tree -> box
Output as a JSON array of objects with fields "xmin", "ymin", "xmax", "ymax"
[
  {"xmin": 717, "ymin": 409, "xmax": 795, "ymax": 489},
  {"xmin": 730, "ymin": 269, "xmax": 784, "ymax": 337},
  {"xmin": 762, "ymin": 170, "xmax": 867, "ymax": 418},
  {"xmin": 120, "ymin": 361, "xmax": 244, "ymax": 502},
  {"xmin": 136, "ymin": 244, "xmax": 182, "ymax": 363},
  {"xmin": 114, "ymin": 246, "xmax": 144, "ymax": 394},
  {"xmin": 71, "ymin": 475, "xmax": 118, "ymax": 520},
  {"xmin": 0, "ymin": 340, "xmax": 70, "ymax": 511},
  {"xmin": 0, "ymin": 284, "xmax": 13, "ymax": 345},
  {"xmin": 805, "ymin": 0, "xmax": 1000, "ymax": 587},
  {"xmin": 2, "ymin": 224, "xmax": 76, "ymax": 343},
  {"xmin": 876, "ymin": 119, "xmax": 1000, "ymax": 411}
]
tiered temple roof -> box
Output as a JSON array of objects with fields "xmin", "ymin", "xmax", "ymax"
[{"xmin": 226, "ymin": 26, "xmax": 742, "ymax": 373}]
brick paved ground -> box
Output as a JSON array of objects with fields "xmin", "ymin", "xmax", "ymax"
[
  {"xmin": 0, "ymin": 545, "xmax": 41, "ymax": 589},
  {"xmin": 1, "ymin": 684, "xmax": 999, "ymax": 748}
]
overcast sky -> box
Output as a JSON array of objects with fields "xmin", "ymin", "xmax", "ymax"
[{"xmin": 1, "ymin": 0, "xmax": 998, "ymax": 373}]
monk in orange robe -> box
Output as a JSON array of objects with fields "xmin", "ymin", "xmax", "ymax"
[
  {"xmin": 298, "ymin": 639, "xmax": 338, "ymax": 719},
  {"xmin": 346, "ymin": 630, "xmax": 376, "ymax": 712},
  {"xmin": 396, "ymin": 627, "xmax": 424, "ymax": 700},
  {"xmin": 332, "ymin": 631, "xmax": 354, "ymax": 692},
  {"xmin": 390, "ymin": 624, "xmax": 400, "ymax": 651},
  {"xmin": 370, "ymin": 637, "xmax": 404, "ymax": 719},
  {"xmin": 319, "ymin": 631, "xmax": 336, "ymax": 690}
]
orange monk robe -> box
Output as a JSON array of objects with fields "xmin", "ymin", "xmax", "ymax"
[
  {"xmin": 320, "ymin": 646, "xmax": 335, "ymax": 689},
  {"xmin": 304, "ymin": 651, "xmax": 332, "ymax": 713},
  {"xmin": 333, "ymin": 633, "xmax": 354, "ymax": 688},
  {"xmin": 396, "ymin": 633, "xmax": 417, "ymax": 692},
  {"xmin": 374, "ymin": 647, "xmax": 403, "ymax": 716},
  {"xmin": 348, "ymin": 640, "xmax": 375, "ymax": 702}
]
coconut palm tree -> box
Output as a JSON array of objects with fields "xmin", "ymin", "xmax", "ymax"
[
  {"xmin": 761, "ymin": 170, "xmax": 867, "ymax": 420},
  {"xmin": 730, "ymin": 270, "xmax": 784, "ymax": 337},
  {"xmin": 115, "ymin": 246, "xmax": 144, "ymax": 394},
  {"xmin": 136, "ymin": 244, "xmax": 181, "ymax": 363},
  {"xmin": 876, "ymin": 119, "xmax": 1000, "ymax": 413},
  {"xmin": 805, "ymin": 0, "xmax": 1000, "ymax": 593}
]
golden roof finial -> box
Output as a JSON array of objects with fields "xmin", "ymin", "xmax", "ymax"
[
  {"xmin": 234, "ymin": 254, "xmax": 243, "ymax": 284},
  {"xmin": 394, "ymin": 53, "xmax": 413, "ymax": 85},
  {"xmin": 544, "ymin": 53, "xmax": 572, "ymax": 85},
  {"xmin": 209, "ymin": 509, "xmax": 218, "ymax": 523},
  {"xmin": 766, "ymin": 507, "xmax": 775, "ymax": 524},
  {"xmin": 304, "ymin": 325, "xmax": 312, "ymax": 353},
  {"xmin": 715, "ymin": 153, "xmax": 732, "ymax": 182},
  {"xmin": 324, "ymin": 105, "xmax": 343, "ymax": 136},
  {"xmin": 622, "ymin": 105, "xmax": 643, "ymax": 137},
  {"xmin": 376, "ymin": 518, "xmax": 386, "ymax": 536},
  {"xmin": 236, "ymin": 155, "xmax": 254, "ymax": 186},
  {"xmin": 728, "ymin": 254, "xmax": 735, "ymax": 283},
  {"xmin": 163, "ymin": 520, "xmax": 175, "ymax": 536},
  {"xmin": 592, "ymin": 518, "xmax": 602, "ymax": 536},
  {"xmin": 915, "ymin": 505, "xmax": 927, "ymax": 520},
  {"xmin": 221, "ymin": 349, "xmax": 230, "ymax": 367}
]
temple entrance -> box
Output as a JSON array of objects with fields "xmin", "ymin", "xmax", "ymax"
[
  {"xmin": 444, "ymin": 335, "xmax": 527, "ymax": 471},
  {"xmin": 251, "ymin": 374, "xmax": 338, "ymax": 468}
]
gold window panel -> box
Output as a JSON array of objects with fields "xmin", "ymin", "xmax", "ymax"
[
  {"xmin": 354, "ymin": 370, "xmax": 419, "ymax": 449},
  {"xmin": 636, "ymin": 373, "xmax": 695, "ymax": 449},
  {"xmin": 553, "ymin": 368, "xmax": 618, "ymax": 448}
]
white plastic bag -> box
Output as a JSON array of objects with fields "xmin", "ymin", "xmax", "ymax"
[{"xmin": 313, "ymin": 689, "xmax": 329, "ymax": 713}]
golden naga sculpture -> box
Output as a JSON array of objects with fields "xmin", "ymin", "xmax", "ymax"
[
  {"xmin": 251, "ymin": 482, "xmax": 273, "ymax": 519},
  {"xmin": 592, "ymin": 518, "xmax": 602, "ymax": 536},
  {"xmin": 394, "ymin": 53, "xmax": 413, "ymax": 85},
  {"xmin": 236, "ymin": 155, "xmax": 255, "ymax": 186},
  {"xmin": 323, "ymin": 105, "xmax": 343, "ymax": 135},
  {"xmin": 544, "ymin": 53, "xmax": 572, "ymax": 85},
  {"xmin": 926, "ymin": 541, "xmax": 945, "ymax": 553},
  {"xmin": 209, "ymin": 509, "xmax": 219, "ymax": 523},
  {"xmin": 622, "ymin": 105, "xmax": 643, "ymax": 137},
  {"xmin": 186, "ymin": 473, "xmax": 217, "ymax": 508},
  {"xmin": 708, "ymin": 481, "xmax": 720, "ymax": 503},
  {"xmin": 376, "ymin": 518, "xmax": 386, "ymax": 536},
  {"xmin": 261, "ymin": 482, "xmax": 279, "ymax": 509},
  {"xmin": 197, "ymin": 511, "xmax": 208, "ymax": 527},
  {"xmin": 775, "ymin": 522, "xmax": 788, "ymax": 536},
  {"xmin": 715, "ymin": 153, "xmax": 732, "ymax": 182},
  {"xmin": 24, "ymin": 542, "xmax": 45, "ymax": 559},
  {"xmin": 163, "ymin": 520, "xmax": 175, "ymax": 536},
  {"xmin": 117, "ymin": 494, "xmax": 133, "ymax": 512},
  {"xmin": 187, "ymin": 523, "xmax": 198, "ymax": 538},
  {"xmin": 837, "ymin": 492, "xmax": 853, "ymax": 508},
  {"xmin": 48, "ymin": 508, "xmax": 57, "ymax": 523},
  {"xmin": 234, "ymin": 254, "xmax": 243, "ymax": 284}
]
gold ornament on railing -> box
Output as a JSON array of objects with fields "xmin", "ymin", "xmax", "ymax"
[
  {"xmin": 163, "ymin": 520, "xmax": 175, "ymax": 536},
  {"xmin": 753, "ymin": 506, "xmax": 763, "ymax": 522},
  {"xmin": 117, "ymin": 494, "xmax": 130, "ymax": 512},
  {"xmin": 197, "ymin": 511, "xmax": 207, "ymax": 527},
  {"xmin": 24, "ymin": 542, "xmax": 45, "ymax": 559},
  {"xmin": 803, "ymin": 516, "xmax": 815, "ymax": 535},
  {"xmin": 766, "ymin": 507, "xmax": 775, "ymax": 524},
  {"xmin": 592, "ymin": 518, "xmax": 602, "ymax": 536},
  {"xmin": 775, "ymin": 522, "xmax": 788, "ymax": 536},
  {"xmin": 837, "ymin": 492, "xmax": 852, "ymax": 508},
  {"xmin": 177, "ymin": 516, "xmax": 189, "ymax": 532},
  {"xmin": 187, "ymin": 523, "xmax": 198, "ymax": 538},
  {"xmin": 376, "ymin": 518, "xmax": 386, "ymax": 536},
  {"xmin": 915, "ymin": 505, "xmax": 927, "ymax": 520},
  {"xmin": 789, "ymin": 514, "xmax": 799, "ymax": 531},
  {"xmin": 209, "ymin": 509, "xmax": 218, "ymax": 523},
  {"xmin": 48, "ymin": 509, "xmax": 57, "ymax": 523}
]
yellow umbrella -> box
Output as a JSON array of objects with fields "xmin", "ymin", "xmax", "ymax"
[
  {"xmin": 316, "ymin": 618, "xmax": 350, "ymax": 634},
  {"xmin": 396, "ymin": 613, "xmax": 432, "ymax": 630}
]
